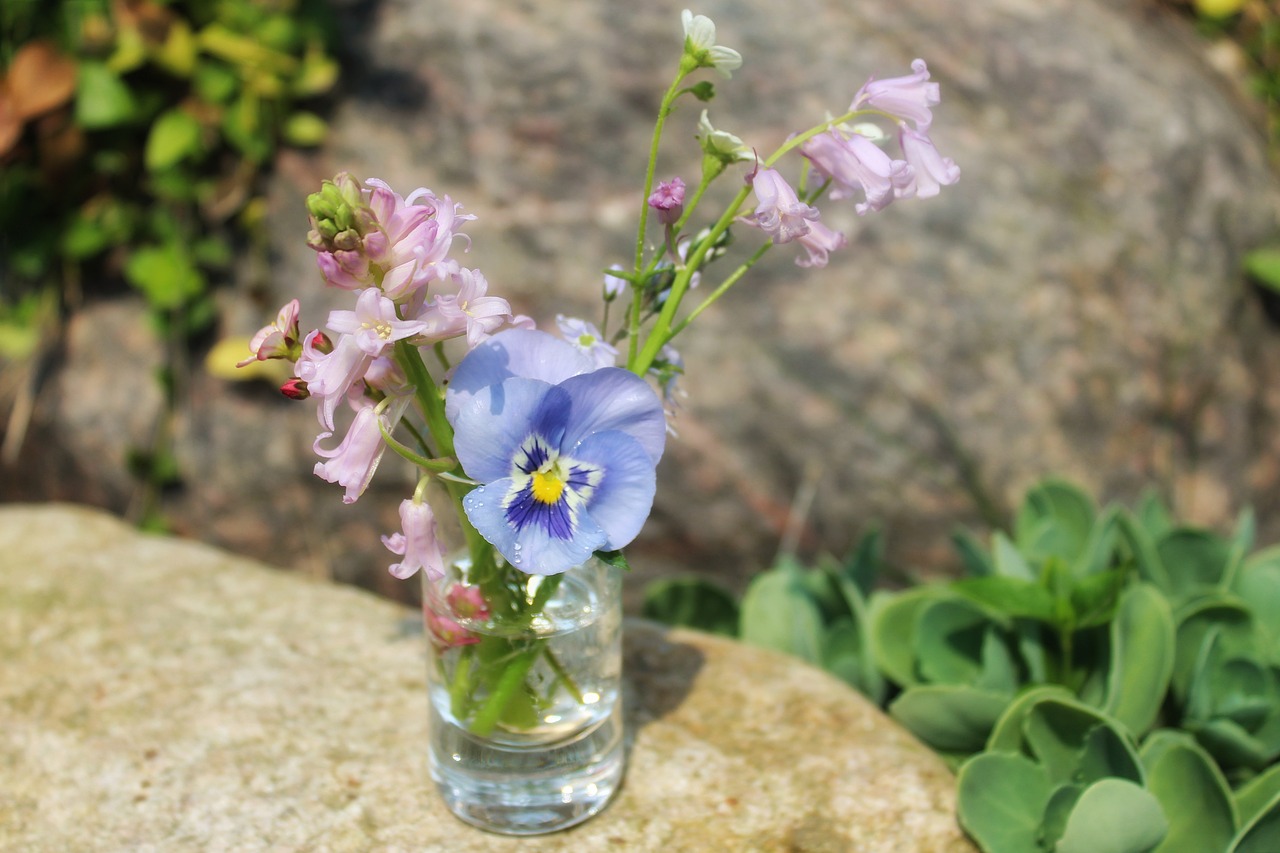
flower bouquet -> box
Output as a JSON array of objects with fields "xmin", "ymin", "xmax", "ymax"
[{"xmin": 240, "ymin": 8, "xmax": 957, "ymax": 836}]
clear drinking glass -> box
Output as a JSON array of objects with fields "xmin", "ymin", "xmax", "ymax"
[{"xmin": 423, "ymin": 555, "xmax": 624, "ymax": 835}]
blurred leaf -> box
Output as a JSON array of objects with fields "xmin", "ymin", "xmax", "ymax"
[
  {"xmin": 76, "ymin": 62, "xmax": 137, "ymax": 128},
  {"xmin": 1140, "ymin": 730, "xmax": 1237, "ymax": 853},
  {"xmin": 1118, "ymin": 511, "xmax": 1172, "ymax": 591},
  {"xmin": 641, "ymin": 576, "xmax": 739, "ymax": 637},
  {"xmin": 193, "ymin": 60, "xmax": 239, "ymax": 103},
  {"xmin": 1159, "ymin": 529, "xmax": 1231, "ymax": 601},
  {"xmin": 292, "ymin": 44, "xmax": 340, "ymax": 95},
  {"xmin": 222, "ymin": 92, "xmax": 272, "ymax": 163},
  {"xmin": 1015, "ymin": 478, "xmax": 1096, "ymax": 568},
  {"xmin": 1102, "ymin": 584, "xmax": 1175, "ymax": 737},
  {"xmin": 145, "ymin": 108, "xmax": 203, "ymax": 171},
  {"xmin": 1069, "ymin": 569, "xmax": 1125, "ymax": 629},
  {"xmin": 7, "ymin": 40, "xmax": 77, "ymax": 120},
  {"xmin": 123, "ymin": 244, "xmax": 204, "ymax": 310},
  {"xmin": 1245, "ymin": 248, "xmax": 1280, "ymax": 294},
  {"xmin": 282, "ymin": 111, "xmax": 327, "ymax": 146},
  {"xmin": 993, "ymin": 531, "xmax": 1035, "ymax": 581},
  {"xmin": 956, "ymin": 751, "xmax": 1053, "ymax": 853},
  {"xmin": 952, "ymin": 576, "xmax": 1055, "ymax": 623},
  {"xmin": 1235, "ymin": 763, "xmax": 1280, "ymax": 829},
  {"xmin": 740, "ymin": 565, "xmax": 824, "ymax": 665},
  {"xmin": 841, "ymin": 528, "xmax": 883, "ymax": 597},
  {"xmin": 889, "ymin": 685, "xmax": 1011, "ymax": 754},
  {"xmin": 915, "ymin": 598, "xmax": 995, "ymax": 684},
  {"xmin": 1054, "ymin": 778, "xmax": 1168, "ymax": 853},
  {"xmin": 152, "ymin": 18, "xmax": 197, "ymax": 77},
  {"xmin": 951, "ymin": 527, "xmax": 994, "ymax": 578},
  {"xmin": 1231, "ymin": 791, "xmax": 1280, "ymax": 853},
  {"xmin": 822, "ymin": 617, "xmax": 884, "ymax": 703},
  {"xmin": 869, "ymin": 587, "xmax": 938, "ymax": 688}
]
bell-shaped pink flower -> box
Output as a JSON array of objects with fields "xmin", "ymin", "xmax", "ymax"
[
  {"xmin": 427, "ymin": 268, "xmax": 513, "ymax": 349},
  {"xmin": 851, "ymin": 58, "xmax": 940, "ymax": 131},
  {"xmin": 326, "ymin": 287, "xmax": 429, "ymax": 357},
  {"xmin": 802, "ymin": 131, "xmax": 914, "ymax": 215},
  {"xmin": 745, "ymin": 168, "xmax": 819, "ymax": 244},
  {"xmin": 312, "ymin": 396, "xmax": 409, "ymax": 504},
  {"xmin": 898, "ymin": 125, "xmax": 961, "ymax": 199},
  {"xmin": 382, "ymin": 497, "xmax": 447, "ymax": 579},
  {"xmin": 795, "ymin": 220, "xmax": 848, "ymax": 269}
]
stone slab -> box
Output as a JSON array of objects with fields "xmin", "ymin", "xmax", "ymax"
[{"xmin": 0, "ymin": 504, "xmax": 970, "ymax": 852}]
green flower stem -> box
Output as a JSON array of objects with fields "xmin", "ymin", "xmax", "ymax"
[
  {"xmin": 377, "ymin": 418, "xmax": 455, "ymax": 472},
  {"xmin": 543, "ymin": 646, "xmax": 585, "ymax": 705},
  {"xmin": 449, "ymin": 645, "xmax": 475, "ymax": 720},
  {"xmin": 629, "ymin": 65, "xmax": 693, "ymax": 367},
  {"xmin": 630, "ymin": 182, "xmax": 751, "ymax": 375},
  {"xmin": 669, "ymin": 241, "xmax": 772, "ymax": 338},
  {"xmin": 468, "ymin": 642, "xmax": 541, "ymax": 736}
]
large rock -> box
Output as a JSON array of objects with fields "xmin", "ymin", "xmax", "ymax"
[
  {"xmin": 4, "ymin": 0, "xmax": 1280, "ymax": 600},
  {"xmin": 0, "ymin": 504, "xmax": 970, "ymax": 851}
]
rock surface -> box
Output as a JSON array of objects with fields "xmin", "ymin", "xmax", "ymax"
[
  {"xmin": 0, "ymin": 504, "xmax": 970, "ymax": 852},
  {"xmin": 3, "ymin": 0, "xmax": 1280, "ymax": 600}
]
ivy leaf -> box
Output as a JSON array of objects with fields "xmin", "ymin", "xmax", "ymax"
[
  {"xmin": 145, "ymin": 108, "xmax": 203, "ymax": 171},
  {"xmin": 76, "ymin": 62, "xmax": 137, "ymax": 128}
]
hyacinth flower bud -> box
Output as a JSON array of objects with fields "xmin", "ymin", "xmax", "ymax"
[
  {"xmin": 648, "ymin": 177, "xmax": 686, "ymax": 226},
  {"xmin": 306, "ymin": 173, "xmax": 382, "ymax": 290},
  {"xmin": 280, "ymin": 378, "xmax": 310, "ymax": 400}
]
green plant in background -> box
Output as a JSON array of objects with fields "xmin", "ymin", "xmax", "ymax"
[
  {"xmin": 643, "ymin": 477, "xmax": 1280, "ymax": 852},
  {"xmin": 0, "ymin": 0, "xmax": 338, "ymax": 525}
]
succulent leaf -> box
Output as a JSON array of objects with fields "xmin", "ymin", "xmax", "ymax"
[
  {"xmin": 1053, "ymin": 778, "xmax": 1168, "ymax": 853},
  {"xmin": 1139, "ymin": 730, "xmax": 1237, "ymax": 853}
]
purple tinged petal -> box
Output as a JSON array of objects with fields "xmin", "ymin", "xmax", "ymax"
[
  {"xmin": 899, "ymin": 125, "xmax": 960, "ymax": 199},
  {"xmin": 554, "ymin": 368, "xmax": 667, "ymax": 464},
  {"xmin": 570, "ymin": 430, "xmax": 657, "ymax": 551},
  {"xmin": 747, "ymin": 168, "xmax": 818, "ymax": 244},
  {"xmin": 852, "ymin": 58, "xmax": 940, "ymax": 131},
  {"xmin": 795, "ymin": 220, "xmax": 848, "ymax": 268},
  {"xmin": 313, "ymin": 404, "xmax": 386, "ymax": 504},
  {"xmin": 445, "ymin": 329, "xmax": 594, "ymax": 424},
  {"xmin": 463, "ymin": 478, "xmax": 606, "ymax": 575},
  {"xmin": 383, "ymin": 498, "xmax": 446, "ymax": 579},
  {"xmin": 452, "ymin": 378, "xmax": 560, "ymax": 483}
]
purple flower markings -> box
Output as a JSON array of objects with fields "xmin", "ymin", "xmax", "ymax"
[{"xmin": 446, "ymin": 329, "xmax": 667, "ymax": 575}]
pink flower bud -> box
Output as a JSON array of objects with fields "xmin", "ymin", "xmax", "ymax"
[
  {"xmin": 648, "ymin": 177, "xmax": 686, "ymax": 226},
  {"xmin": 280, "ymin": 378, "xmax": 310, "ymax": 400},
  {"xmin": 446, "ymin": 585, "xmax": 491, "ymax": 621}
]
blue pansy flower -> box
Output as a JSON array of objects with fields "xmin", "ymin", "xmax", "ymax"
[{"xmin": 445, "ymin": 329, "xmax": 667, "ymax": 575}]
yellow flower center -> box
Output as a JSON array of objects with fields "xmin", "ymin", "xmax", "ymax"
[{"xmin": 531, "ymin": 468, "xmax": 566, "ymax": 504}]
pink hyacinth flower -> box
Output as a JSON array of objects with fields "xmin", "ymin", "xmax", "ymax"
[
  {"xmin": 746, "ymin": 168, "xmax": 818, "ymax": 244},
  {"xmin": 312, "ymin": 397, "xmax": 408, "ymax": 504},
  {"xmin": 795, "ymin": 220, "xmax": 848, "ymax": 269},
  {"xmin": 898, "ymin": 125, "xmax": 961, "ymax": 199},
  {"xmin": 237, "ymin": 299, "xmax": 301, "ymax": 367},
  {"xmin": 295, "ymin": 331, "xmax": 373, "ymax": 431},
  {"xmin": 852, "ymin": 58, "xmax": 941, "ymax": 131},
  {"xmin": 326, "ymin": 287, "xmax": 429, "ymax": 358},
  {"xmin": 446, "ymin": 584, "xmax": 491, "ymax": 620},
  {"xmin": 428, "ymin": 267, "xmax": 514, "ymax": 349},
  {"xmin": 802, "ymin": 131, "xmax": 914, "ymax": 215},
  {"xmin": 382, "ymin": 498, "xmax": 447, "ymax": 579}
]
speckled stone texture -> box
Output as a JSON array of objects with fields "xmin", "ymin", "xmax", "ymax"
[
  {"xmin": 0, "ymin": 504, "xmax": 970, "ymax": 852},
  {"xmin": 4, "ymin": 0, "xmax": 1279, "ymax": 608}
]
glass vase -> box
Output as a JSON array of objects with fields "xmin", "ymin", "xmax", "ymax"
[{"xmin": 422, "ymin": 553, "xmax": 624, "ymax": 835}]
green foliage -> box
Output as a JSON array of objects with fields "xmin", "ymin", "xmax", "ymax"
[
  {"xmin": 1, "ymin": 0, "xmax": 339, "ymax": 322},
  {"xmin": 642, "ymin": 476, "xmax": 1280, "ymax": 852}
]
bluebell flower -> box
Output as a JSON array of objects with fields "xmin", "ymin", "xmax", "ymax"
[{"xmin": 446, "ymin": 329, "xmax": 667, "ymax": 575}]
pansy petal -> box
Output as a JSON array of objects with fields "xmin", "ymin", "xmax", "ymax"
[
  {"xmin": 452, "ymin": 378, "xmax": 560, "ymax": 483},
  {"xmin": 556, "ymin": 368, "xmax": 667, "ymax": 463},
  {"xmin": 572, "ymin": 430, "xmax": 657, "ymax": 551},
  {"xmin": 463, "ymin": 479, "xmax": 606, "ymax": 575},
  {"xmin": 445, "ymin": 328, "xmax": 594, "ymax": 423}
]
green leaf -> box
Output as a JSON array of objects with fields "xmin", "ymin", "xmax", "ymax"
[
  {"xmin": 122, "ymin": 244, "xmax": 205, "ymax": 310},
  {"xmin": 739, "ymin": 565, "xmax": 824, "ymax": 665},
  {"xmin": 951, "ymin": 575, "xmax": 1056, "ymax": 624},
  {"xmin": 889, "ymin": 685, "xmax": 1011, "ymax": 754},
  {"xmin": 1135, "ymin": 490, "xmax": 1174, "ymax": 540},
  {"xmin": 1233, "ymin": 556, "xmax": 1280, "ymax": 664},
  {"xmin": 1140, "ymin": 730, "xmax": 1237, "ymax": 853},
  {"xmin": 593, "ymin": 549, "xmax": 630, "ymax": 572},
  {"xmin": 1236, "ymin": 763, "xmax": 1280, "ymax": 829},
  {"xmin": 956, "ymin": 751, "xmax": 1054, "ymax": 853},
  {"xmin": 1015, "ymin": 478, "xmax": 1097, "ymax": 568},
  {"xmin": 951, "ymin": 527, "xmax": 995, "ymax": 577},
  {"xmin": 1023, "ymin": 701, "xmax": 1140, "ymax": 785},
  {"xmin": 915, "ymin": 598, "xmax": 996, "ymax": 685},
  {"xmin": 993, "ymin": 531, "xmax": 1035, "ymax": 581},
  {"xmin": 1102, "ymin": 584, "xmax": 1175, "ymax": 737},
  {"xmin": 986, "ymin": 685, "xmax": 1078, "ymax": 753},
  {"xmin": 1244, "ymin": 247, "xmax": 1280, "ymax": 294},
  {"xmin": 75, "ymin": 62, "xmax": 137, "ymax": 128},
  {"xmin": 822, "ymin": 617, "xmax": 884, "ymax": 702},
  {"xmin": 869, "ymin": 587, "xmax": 940, "ymax": 688},
  {"xmin": 145, "ymin": 108, "xmax": 203, "ymax": 171},
  {"xmin": 193, "ymin": 60, "xmax": 239, "ymax": 104},
  {"xmin": 1054, "ymin": 778, "xmax": 1168, "ymax": 853},
  {"xmin": 1042, "ymin": 784, "xmax": 1085, "ymax": 850},
  {"xmin": 1069, "ymin": 568, "xmax": 1126, "ymax": 629},
  {"xmin": 1158, "ymin": 528, "xmax": 1231, "ymax": 601},
  {"xmin": 1231, "ymin": 791, "xmax": 1280, "ymax": 853},
  {"xmin": 1118, "ymin": 511, "xmax": 1172, "ymax": 591},
  {"xmin": 282, "ymin": 111, "xmax": 328, "ymax": 147},
  {"xmin": 841, "ymin": 528, "xmax": 883, "ymax": 597},
  {"xmin": 687, "ymin": 81, "xmax": 716, "ymax": 101},
  {"xmin": 641, "ymin": 576, "xmax": 738, "ymax": 637}
]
